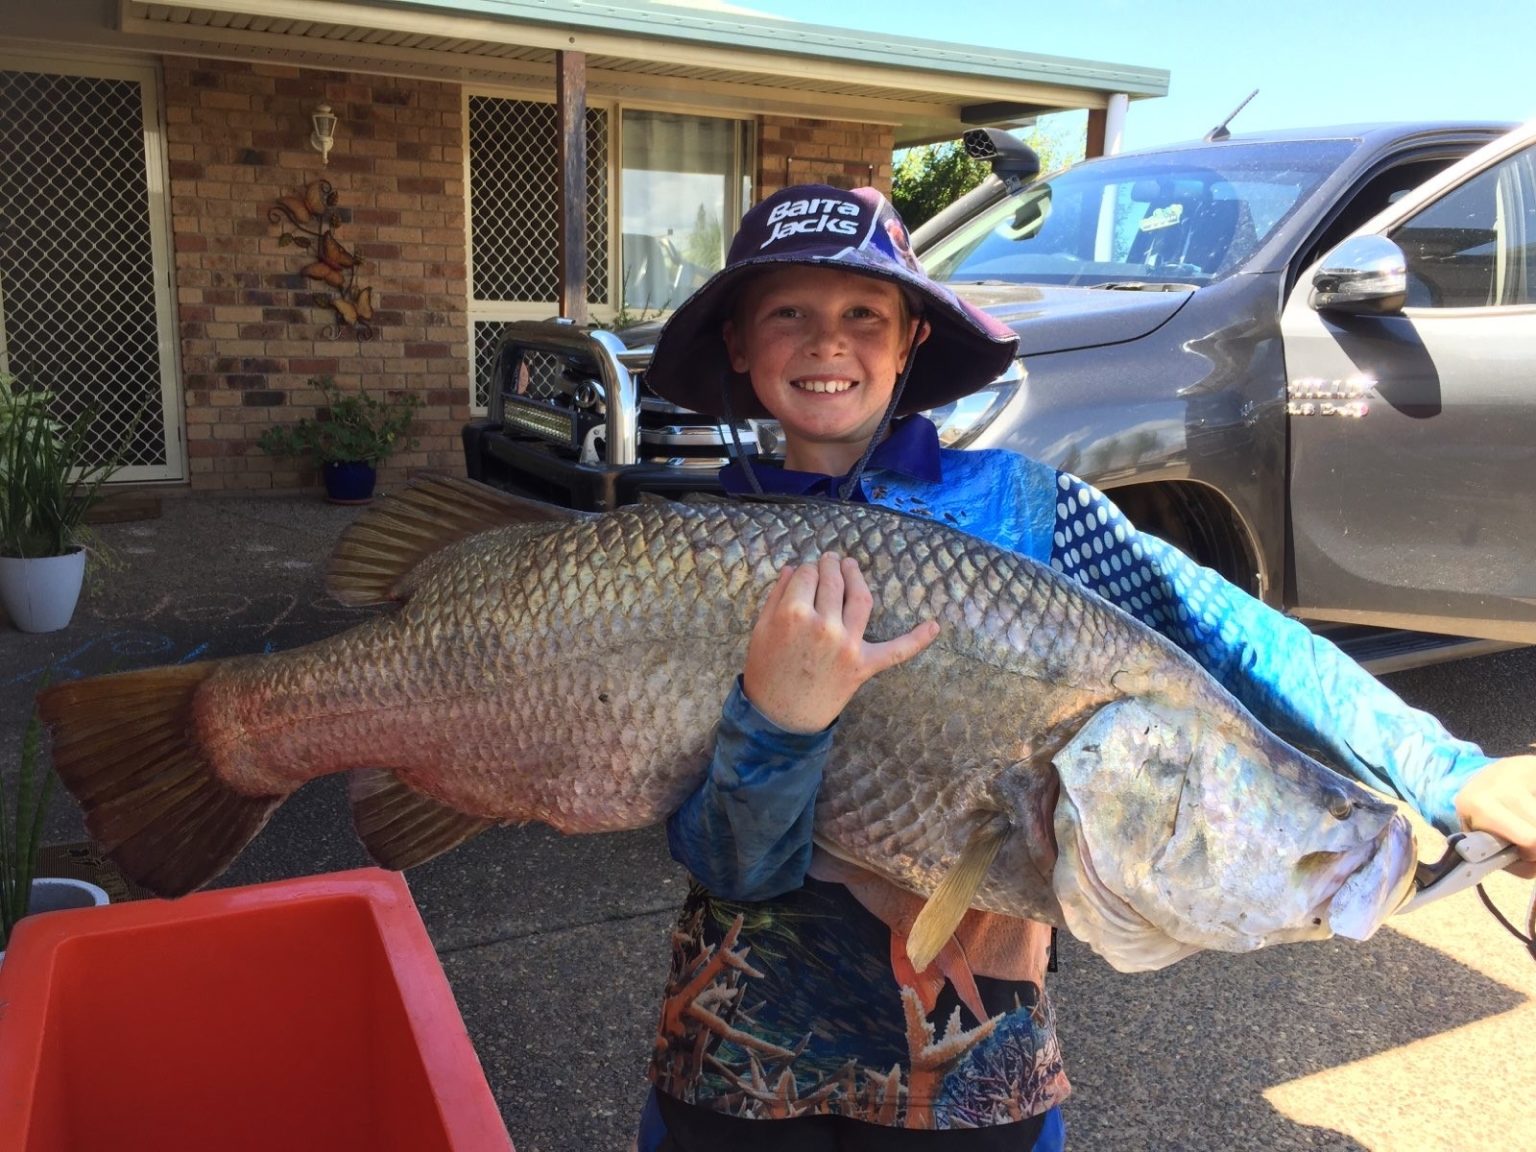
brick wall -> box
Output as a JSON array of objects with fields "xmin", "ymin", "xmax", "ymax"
[
  {"xmin": 159, "ymin": 66, "xmax": 894, "ymax": 494},
  {"xmin": 756, "ymin": 115, "xmax": 895, "ymax": 201},
  {"xmin": 163, "ymin": 58, "xmax": 468, "ymax": 492}
]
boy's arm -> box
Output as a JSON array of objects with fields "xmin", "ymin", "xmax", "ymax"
[
  {"xmin": 667, "ymin": 554, "xmax": 939, "ymax": 900},
  {"xmin": 665, "ymin": 679, "xmax": 831, "ymax": 900},
  {"xmin": 1047, "ymin": 470, "xmax": 1493, "ymax": 834}
]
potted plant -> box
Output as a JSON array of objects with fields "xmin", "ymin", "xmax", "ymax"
[
  {"xmin": 258, "ymin": 376, "xmax": 421, "ymax": 504},
  {"xmin": 1, "ymin": 697, "xmax": 109, "ymax": 963},
  {"xmin": 0, "ymin": 374, "xmax": 131, "ymax": 633}
]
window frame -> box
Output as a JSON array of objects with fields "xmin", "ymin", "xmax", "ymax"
[
  {"xmin": 1389, "ymin": 141, "xmax": 1536, "ymax": 310},
  {"xmin": 463, "ymin": 84, "xmax": 753, "ymax": 412}
]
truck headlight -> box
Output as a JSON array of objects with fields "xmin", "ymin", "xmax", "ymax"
[{"xmin": 924, "ymin": 358, "xmax": 1025, "ymax": 448}]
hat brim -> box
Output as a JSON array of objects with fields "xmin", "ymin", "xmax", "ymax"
[{"xmin": 646, "ymin": 253, "xmax": 1018, "ymax": 422}]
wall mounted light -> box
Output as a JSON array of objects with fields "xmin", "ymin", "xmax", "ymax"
[{"xmin": 310, "ymin": 103, "xmax": 338, "ymax": 166}]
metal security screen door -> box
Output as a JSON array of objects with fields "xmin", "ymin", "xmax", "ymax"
[
  {"xmin": 468, "ymin": 95, "xmax": 609, "ymax": 411},
  {"xmin": 0, "ymin": 59, "xmax": 183, "ymax": 481}
]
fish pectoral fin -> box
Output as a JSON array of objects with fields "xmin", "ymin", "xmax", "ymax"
[
  {"xmin": 907, "ymin": 819, "xmax": 1010, "ymax": 973},
  {"xmin": 326, "ymin": 473, "xmax": 592, "ymax": 606},
  {"xmin": 349, "ymin": 768, "xmax": 497, "ymax": 870}
]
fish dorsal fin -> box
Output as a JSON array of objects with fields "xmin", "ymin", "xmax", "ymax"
[
  {"xmin": 349, "ymin": 768, "xmax": 498, "ymax": 870},
  {"xmin": 907, "ymin": 817, "xmax": 1010, "ymax": 972},
  {"xmin": 635, "ymin": 489, "xmax": 735, "ymax": 507},
  {"xmin": 327, "ymin": 472, "xmax": 590, "ymax": 605}
]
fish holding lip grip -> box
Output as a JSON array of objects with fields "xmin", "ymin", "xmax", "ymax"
[{"xmin": 39, "ymin": 474, "xmax": 1432, "ymax": 974}]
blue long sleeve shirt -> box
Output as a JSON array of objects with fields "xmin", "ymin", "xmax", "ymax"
[{"xmin": 667, "ymin": 415, "xmax": 1492, "ymax": 901}]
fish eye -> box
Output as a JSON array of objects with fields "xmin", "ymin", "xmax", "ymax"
[{"xmin": 1327, "ymin": 793, "xmax": 1355, "ymax": 821}]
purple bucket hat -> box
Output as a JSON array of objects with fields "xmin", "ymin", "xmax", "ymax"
[{"xmin": 645, "ymin": 184, "xmax": 1019, "ymax": 421}]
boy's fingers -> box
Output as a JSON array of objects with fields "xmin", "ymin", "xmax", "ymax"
[
  {"xmin": 863, "ymin": 619, "xmax": 940, "ymax": 677},
  {"xmin": 840, "ymin": 556, "xmax": 874, "ymax": 636},
  {"xmin": 754, "ymin": 565, "xmax": 795, "ymax": 625},
  {"xmin": 781, "ymin": 561, "xmax": 821, "ymax": 611},
  {"xmin": 813, "ymin": 552, "xmax": 844, "ymax": 620},
  {"xmin": 768, "ymin": 563, "xmax": 795, "ymax": 601}
]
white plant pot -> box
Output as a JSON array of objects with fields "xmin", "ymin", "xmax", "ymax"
[
  {"xmin": 0, "ymin": 548, "xmax": 87, "ymax": 632},
  {"xmin": 25, "ymin": 876, "xmax": 111, "ymax": 915},
  {"xmin": 0, "ymin": 875, "xmax": 110, "ymax": 966}
]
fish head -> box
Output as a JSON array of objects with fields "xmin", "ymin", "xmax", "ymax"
[{"xmin": 1049, "ymin": 694, "xmax": 1417, "ymax": 973}]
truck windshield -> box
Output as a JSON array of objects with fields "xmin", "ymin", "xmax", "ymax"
[{"xmin": 923, "ymin": 139, "xmax": 1357, "ymax": 288}]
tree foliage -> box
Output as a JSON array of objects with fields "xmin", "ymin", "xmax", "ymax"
[
  {"xmin": 682, "ymin": 204, "xmax": 724, "ymax": 271},
  {"xmin": 891, "ymin": 143, "xmax": 991, "ymax": 232}
]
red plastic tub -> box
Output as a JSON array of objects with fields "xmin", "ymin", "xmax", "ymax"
[{"xmin": 0, "ymin": 868, "xmax": 513, "ymax": 1152}]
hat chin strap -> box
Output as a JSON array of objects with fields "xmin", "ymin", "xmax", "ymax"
[
  {"xmin": 720, "ymin": 334, "xmax": 922, "ymax": 502},
  {"xmin": 837, "ymin": 345, "xmax": 918, "ymax": 502},
  {"xmin": 719, "ymin": 376, "xmax": 766, "ymax": 496}
]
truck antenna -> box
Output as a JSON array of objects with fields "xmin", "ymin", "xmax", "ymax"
[{"xmin": 1204, "ymin": 89, "xmax": 1259, "ymax": 142}]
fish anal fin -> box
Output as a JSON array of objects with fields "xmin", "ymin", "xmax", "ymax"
[
  {"xmin": 349, "ymin": 768, "xmax": 497, "ymax": 870},
  {"xmin": 326, "ymin": 472, "xmax": 591, "ymax": 606},
  {"xmin": 907, "ymin": 819, "xmax": 1009, "ymax": 973}
]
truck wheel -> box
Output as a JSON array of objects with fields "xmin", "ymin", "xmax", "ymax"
[{"xmin": 1106, "ymin": 483, "xmax": 1262, "ymax": 599}]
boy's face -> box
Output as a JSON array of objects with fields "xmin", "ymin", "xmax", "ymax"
[{"xmin": 723, "ymin": 266, "xmax": 926, "ymax": 472}]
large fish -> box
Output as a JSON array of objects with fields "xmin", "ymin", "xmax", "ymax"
[{"xmin": 38, "ymin": 475, "xmax": 1418, "ymax": 974}]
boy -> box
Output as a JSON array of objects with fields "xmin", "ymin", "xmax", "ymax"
[{"xmin": 633, "ymin": 184, "xmax": 1536, "ymax": 1150}]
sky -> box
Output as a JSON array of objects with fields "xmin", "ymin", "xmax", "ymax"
[{"xmin": 730, "ymin": 0, "xmax": 1536, "ymax": 153}]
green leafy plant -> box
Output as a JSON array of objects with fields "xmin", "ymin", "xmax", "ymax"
[
  {"xmin": 258, "ymin": 377, "xmax": 421, "ymax": 466},
  {"xmin": 1, "ymin": 698, "xmax": 54, "ymax": 950},
  {"xmin": 0, "ymin": 374, "xmax": 134, "ymax": 559}
]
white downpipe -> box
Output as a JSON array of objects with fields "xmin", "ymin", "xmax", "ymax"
[{"xmin": 1104, "ymin": 92, "xmax": 1130, "ymax": 156}]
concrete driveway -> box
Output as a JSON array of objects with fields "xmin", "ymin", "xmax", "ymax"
[{"xmin": 2, "ymin": 489, "xmax": 1531, "ymax": 1152}]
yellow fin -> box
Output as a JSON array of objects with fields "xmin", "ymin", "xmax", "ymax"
[
  {"xmin": 38, "ymin": 665, "xmax": 284, "ymax": 898},
  {"xmin": 326, "ymin": 472, "xmax": 588, "ymax": 606},
  {"xmin": 907, "ymin": 820, "xmax": 1009, "ymax": 973},
  {"xmin": 349, "ymin": 768, "xmax": 497, "ymax": 870}
]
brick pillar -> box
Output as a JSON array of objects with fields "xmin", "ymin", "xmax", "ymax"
[{"xmin": 756, "ymin": 115, "xmax": 895, "ymax": 202}]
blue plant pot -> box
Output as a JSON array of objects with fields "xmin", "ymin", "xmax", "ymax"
[{"xmin": 322, "ymin": 460, "xmax": 378, "ymax": 505}]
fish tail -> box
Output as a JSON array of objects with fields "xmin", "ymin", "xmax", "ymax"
[{"xmin": 37, "ymin": 664, "xmax": 284, "ymax": 898}]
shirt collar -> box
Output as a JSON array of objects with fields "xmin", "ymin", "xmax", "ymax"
[{"xmin": 719, "ymin": 415, "xmax": 943, "ymax": 499}]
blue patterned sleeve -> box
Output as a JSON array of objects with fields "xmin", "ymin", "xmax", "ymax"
[
  {"xmin": 665, "ymin": 678, "xmax": 834, "ymax": 900},
  {"xmin": 1045, "ymin": 471, "xmax": 1493, "ymax": 834}
]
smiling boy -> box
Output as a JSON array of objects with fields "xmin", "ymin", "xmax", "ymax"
[{"xmin": 631, "ymin": 184, "xmax": 1536, "ymax": 1152}]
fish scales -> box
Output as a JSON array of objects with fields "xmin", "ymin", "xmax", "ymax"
[
  {"xmin": 205, "ymin": 499, "xmax": 1142, "ymax": 836},
  {"xmin": 39, "ymin": 479, "xmax": 1420, "ymax": 968}
]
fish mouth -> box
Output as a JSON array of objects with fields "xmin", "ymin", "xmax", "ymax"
[{"xmin": 1323, "ymin": 812, "xmax": 1418, "ymax": 941}]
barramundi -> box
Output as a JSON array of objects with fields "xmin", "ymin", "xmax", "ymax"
[{"xmin": 38, "ymin": 475, "xmax": 1418, "ymax": 973}]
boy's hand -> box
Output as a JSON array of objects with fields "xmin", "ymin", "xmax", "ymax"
[
  {"xmin": 1454, "ymin": 754, "xmax": 1536, "ymax": 879},
  {"xmin": 742, "ymin": 552, "xmax": 941, "ymax": 734}
]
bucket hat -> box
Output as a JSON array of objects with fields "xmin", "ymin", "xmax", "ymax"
[{"xmin": 645, "ymin": 184, "xmax": 1018, "ymax": 421}]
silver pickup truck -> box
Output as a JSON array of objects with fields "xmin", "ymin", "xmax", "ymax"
[{"xmin": 462, "ymin": 119, "xmax": 1536, "ymax": 672}]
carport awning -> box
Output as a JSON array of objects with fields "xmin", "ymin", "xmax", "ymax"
[{"xmin": 117, "ymin": 0, "xmax": 1168, "ymax": 144}]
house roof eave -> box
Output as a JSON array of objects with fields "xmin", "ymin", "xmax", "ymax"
[{"xmin": 107, "ymin": 0, "xmax": 1165, "ymax": 137}]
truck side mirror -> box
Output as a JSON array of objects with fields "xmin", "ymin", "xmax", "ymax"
[{"xmin": 1308, "ymin": 235, "xmax": 1408, "ymax": 315}]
